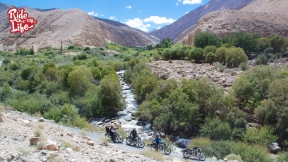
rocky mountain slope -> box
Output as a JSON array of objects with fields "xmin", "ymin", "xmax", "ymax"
[
  {"xmin": 0, "ymin": 109, "xmax": 183, "ymax": 162},
  {"xmin": 181, "ymin": 0, "xmax": 288, "ymax": 46},
  {"xmin": 149, "ymin": 0, "xmax": 252, "ymax": 41},
  {"xmin": 0, "ymin": 2, "xmax": 157, "ymax": 52}
]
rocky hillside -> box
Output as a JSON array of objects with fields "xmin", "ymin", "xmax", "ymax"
[
  {"xmin": 0, "ymin": 108, "xmax": 182, "ymax": 162},
  {"xmin": 0, "ymin": 2, "xmax": 157, "ymax": 52},
  {"xmin": 149, "ymin": 0, "xmax": 252, "ymax": 41},
  {"xmin": 181, "ymin": 0, "xmax": 288, "ymax": 46}
]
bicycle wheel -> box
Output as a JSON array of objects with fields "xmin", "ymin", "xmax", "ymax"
[
  {"xmin": 198, "ymin": 153, "xmax": 206, "ymax": 161},
  {"xmin": 164, "ymin": 147, "xmax": 171, "ymax": 155},
  {"xmin": 138, "ymin": 141, "xmax": 145, "ymax": 148}
]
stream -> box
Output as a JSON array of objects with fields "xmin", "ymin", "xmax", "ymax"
[
  {"xmin": 116, "ymin": 70, "xmax": 153, "ymax": 139},
  {"xmin": 116, "ymin": 70, "xmax": 187, "ymax": 154}
]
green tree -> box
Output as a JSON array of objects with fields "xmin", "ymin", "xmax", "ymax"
[
  {"xmin": 270, "ymin": 35, "xmax": 284, "ymax": 53},
  {"xmin": 194, "ymin": 32, "xmax": 220, "ymax": 48},
  {"xmin": 256, "ymin": 37, "xmax": 270, "ymax": 53},
  {"xmin": 99, "ymin": 75, "xmax": 122, "ymax": 115},
  {"xmin": 204, "ymin": 45, "xmax": 217, "ymax": 56},
  {"xmin": 67, "ymin": 70, "xmax": 90, "ymax": 96},
  {"xmin": 255, "ymin": 78, "xmax": 288, "ymax": 141},
  {"xmin": 190, "ymin": 47, "xmax": 204, "ymax": 63}
]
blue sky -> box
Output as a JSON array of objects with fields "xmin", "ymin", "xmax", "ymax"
[{"xmin": 2, "ymin": 0, "xmax": 210, "ymax": 32}]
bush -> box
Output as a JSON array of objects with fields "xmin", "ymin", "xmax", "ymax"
[
  {"xmin": 72, "ymin": 117, "xmax": 88, "ymax": 129},
  {"xmin": 231, "ymin": 142, "xmax": 272, "ymax": 162},
  {"xmin": 243, "ymin": 126, "xmax": 278, "ymax": 146},
  {"xmin": 44, "ymin": 107, "xmax": 62, "ymax": 123},
  {"xmin": 256, "ymin": 55, "xmax": 268, "ymax": 65},
  {"xmin": 83, "ymin": 46, "xmax": 90, "ymax": 51},
  {"xmin": 200, "ymin": 118, "xmax": 231, "ymax": 140},
  {"xmin": 240, "ymin": 62, "xmax": 249, "ymax": 71},
  {"xmin": 68, "ymin": 45, "xmax": 75, "ymax": 50},
  {"xmin": 189, "ymin": 137, "xmax": 211, "ymax": 151}
]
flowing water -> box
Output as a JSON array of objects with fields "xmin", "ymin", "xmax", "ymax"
[
  {"xmin": 116, "ymin": 70, "xmax": 153, "ymax": 139},
  {"xmin": 116, "ymin": 70, "xmax": 186, "ymax": 154}
]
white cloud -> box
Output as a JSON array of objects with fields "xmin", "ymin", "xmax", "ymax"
[
  {"xmin": 144, "ymin": 16, "xmax": 175, "ymax": 24},
  {"xmin": 87, "ymin": 11, "xmax": 98, "ymax": 16},
  {"xmin": 183, "ymin": 0, "xmax": 202, "ymax": 5},
  {"xmin": 101, "ymin": 14, "xmax": 104, "ymax": 16},
  {"xmin": 185, "ymin": 11, "xmax": 189, "ymax": 14},
  {"xmin": 176, "ymin": 0, "xmax": 181, "ymax": 6},
  {"xmin": 126, "ymin": 6, "xmax": 132, "ymax": 9},
  {"xmin": 125, "ymin": 18, "xmax": 151, "ymax": 32},
  {"xmin": 109, "ymin": 16, "xmax": 117, "ymax": 20}
]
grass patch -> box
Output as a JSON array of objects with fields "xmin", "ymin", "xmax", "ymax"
[
  {"xmin": 36, "ymin": 137, "xmax": 47, "ymax": 150},
  {"xmin": 33, "ymin": 129, "xmax": 42, "ymax": 137},
  {"xmin": 101, "ymin": 136, "xmax": 110, "ymax": 146},
  {"xmin": 47, "ymin": 154, "xmax": 65, "ymax": 162},
  {"xmin": 62, "ymin": 140, "xmax": 74, "ymax": 148},
  {"xmin": 19, "ymin": 149, "xmax": 31, "ymax": 155},
  {"xmin": 141, "ymin": 149, "xmax": 164, "ymax": 161},
  {"xmin": 117, "ymin": 127, "xmax": 127, "ymax": 138},
  {"xmin": 278, "ymin": 152, "xmax": 288, "ymax": 162},
  {"xmin": 189, "ymin": 137, "xmax": 211, "ymax": 149},
  {"xmin": 37, "ymin": 123, "xmax": 44, "ymax": 129}
]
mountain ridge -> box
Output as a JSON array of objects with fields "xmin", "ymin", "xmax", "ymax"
[
  {"xmin": 149, "ymin": 0, "xmax": 253, "ymax": 41},
  {"xmin": 0, "ymin": 2, "xmax": 157, "ymax": 52}
]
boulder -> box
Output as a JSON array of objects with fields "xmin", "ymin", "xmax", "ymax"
[
  {"xmin": 136, "ymin": 121, "xmax": 146, "ymax": 126},
  {"xmin": 86, "ymin": 141, "xmax": 94, "ymax": 146},
  {"xmin": 73, "ymin": 145, "xmax": 80, "ymax": 152},
  {"xmin": 38, "ymin": 117, "xmax": 45, "ymax": 122},
  {"xmin": 29, "ymin": 137, "xmax": 39, "ymax": 145},
  {"xmin": 43, "ymin": 144, "xmax": 59, "ymax": 151},
  {"xmin": 175, "ymin": 138, "xmax": 191, "ymax": 148}
]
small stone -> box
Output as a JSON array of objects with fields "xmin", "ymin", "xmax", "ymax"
[
  {"xmin": 73, "ymin": 146, "xmax": 80, "ymax": 152},
  {"xmin": 66, "ymin": 148, "xmax": 73, "ymax": 153},
  {"xmin": 67, "ymin": 132, "xmax": 73, "ymax": 137},
  {"xmin": 42, "ymin": 144, "xmax": 59, "ymax": 151},
  {"xmin": 86, "ymin": 141, "xmax": 94, "ymax": 146},
  {"xmin": 38, "ymin": 117, "xmax": 45, "ymax": 122},
  {"xmin": 29, "ymin": 137, "xmax": 39, "ymax": 145},
  {"xmin": 70, "ymin": 159, "xmax": 76, "ymax": 162}
]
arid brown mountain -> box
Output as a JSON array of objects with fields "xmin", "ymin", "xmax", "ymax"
[
  {"xmin": 181, "ymin": 0, "xmax": 288, "ymax": 46},
  {"xmin": 0, "ymin": 2, "xmax": 157, "ymax": 52},
  {"xmin": 149, "ymin": 0, "xmax": 253, "ymax": 41}
]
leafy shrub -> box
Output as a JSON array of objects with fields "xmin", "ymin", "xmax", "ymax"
[
  {"xmin": 200, "ymin": 118, "xmax": 231, "ymax": 140},
  {"xmin": 243, "ymin": 126, "xmax": 278, "ymax": 146},
  {"xmin": 189, "ymin": 137, "xmax": 211, "ymax": 151},
  {"xmin": 2, "ymin": 58, "xmax": 11, "ymax": 64},
  {"xmin": 230, "ymin": 142, "xmax": 272, "ymax": 162},
  {"xmin": 240, "ymin": 62, "xmax": 249, "ymax": 71},
  {"xmin": 62, "ymin": 140, "xmax": 74, "ymax": 148},
  {"xmin": 44, "ymin": 107, "xmax": 62, "ymax": 123},
  {"xmin": 33, "ymin": 129, "xmax": 42, "ymax": 137},
  {"xmin": 68, "ymin": 45, "xmax": 75, "ymax": 50},
  {"xmin": 77, "ymin": 53, "xmax": 88, "ymax": 60},
  {"xmin": 9, "ymin": 62, "xmax": 19, "ymax": 70},
  {"xmin": 256, "ymin": 55, "xmax": 268, "ymax": 65},
  {"xmin": 72, "ymin": 117, "xmax": 88, "ymax": 129},
  {"xmin": 83, "ymin": 46, "xmax": 90, "ymax": 51}
]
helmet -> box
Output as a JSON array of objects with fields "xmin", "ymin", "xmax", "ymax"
[{"xmin": 156, "ymin": 134, "xmax": 159, "ymax": 137}]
